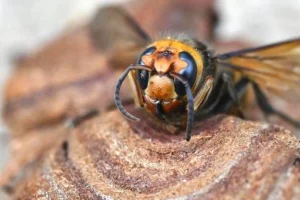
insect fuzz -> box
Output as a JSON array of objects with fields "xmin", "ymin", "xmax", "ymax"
[{"xmin": 115, "ymin": 38, "xmax": 212, "ymax": 141}]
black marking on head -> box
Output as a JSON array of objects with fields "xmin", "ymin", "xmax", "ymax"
[
  {"xmin": 137, "ymin": 46, "xmax": 156, "ymax": 90},
  {"xmin": 174, "ymin": 51, "xmax": 197, "ymax": 96},
  {"xmin": 137, "ymin": 46, "xmax": 157, "ymax": 64},
  {"xmin": 157, "ymin": 50, "xmax": 174, "ymax": 60}
]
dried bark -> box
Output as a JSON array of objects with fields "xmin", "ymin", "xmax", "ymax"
[{"xmin": 13, "ymin": 109, "xmax": 300, "ymax": 199}]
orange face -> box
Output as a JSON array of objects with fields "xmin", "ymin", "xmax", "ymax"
[{"xmin": 134, "ymin": 39, "xmax": 205, "ymax": 121}]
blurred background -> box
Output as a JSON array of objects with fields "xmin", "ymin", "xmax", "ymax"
[{"xmin": 0, "ymin": 0, "xmax": 300, "ymax": 199}]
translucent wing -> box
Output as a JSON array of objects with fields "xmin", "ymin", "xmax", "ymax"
[
  {"xmin": 216, "ymin": 38, "xmax": 300, "ymax": 101},
  {"xmin": 89, "ymin": 6, "xmax": 150, "ymax": 68}
]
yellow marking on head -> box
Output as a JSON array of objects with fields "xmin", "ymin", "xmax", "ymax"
[
  {"xmin": 148, "ymin": 39, "xmax": 204, "ymax": 91},
  {"xmin": 145, "ymin": 75, "xmax": 177, "ymax": 100}
]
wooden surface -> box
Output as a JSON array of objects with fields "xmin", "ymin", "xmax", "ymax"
[{"xmin": 13, "ymin": 109, "xmax": 300, "ymax": 199}]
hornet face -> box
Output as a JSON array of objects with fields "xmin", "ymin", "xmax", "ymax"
[
  {"xmin": 115, "ymin": 37, "xmax": 215, "ymax": 141},
  {"xmin": 135, "ymin": 39, "xmax": 206, "ymax": 119}
]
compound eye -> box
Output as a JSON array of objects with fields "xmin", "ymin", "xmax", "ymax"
[
  {"xmin": 174, "ymin": 51, "xmax": 197, "ymax": 96},
  {"xmin": 136, "ymin": 46, "xmax": 156, "ymax": 90}
]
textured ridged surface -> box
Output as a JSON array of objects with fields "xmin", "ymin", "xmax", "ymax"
[
  {"xmin": 14, "ymin": 109, "xmax": 300, "ymax": 199},
  {"xmin": 3, "ymin": 28, "xmax": 127, "ymax": 133},
  {"xmin": 0, "ymin": 124, "xmax": 68, "ymax": 191}
]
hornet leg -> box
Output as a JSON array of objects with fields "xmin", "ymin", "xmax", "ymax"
[
  {"xmin": 222, "ymin": 73, "xmax": 245, "ymax": 118},
  {"xmin": 252, "ymin": 82, "xmax": 300, "ymax": 127},
  {"xmin": 195, "ymin": 74, "xmax": 248, "ymax": 120}
]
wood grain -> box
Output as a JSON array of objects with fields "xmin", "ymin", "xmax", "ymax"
[{"xmin": 13, "ymin": 109, "xmax": 300, "ymax": 199}]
